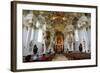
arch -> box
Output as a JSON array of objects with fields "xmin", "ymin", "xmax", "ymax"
[{"xmin": 54, "ymin": 31, "xmax": 64, "ymax": 53}]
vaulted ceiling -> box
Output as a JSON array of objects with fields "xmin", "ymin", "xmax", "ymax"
[{"xmin": 23, "ymin": 10, "xmax": 91, "ymax": 33}]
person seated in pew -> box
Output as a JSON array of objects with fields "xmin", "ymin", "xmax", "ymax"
[
  {"xmin": 31, "ymin": 44, "xmax": 39, "ymax": 61},
  {"xmin": 40, "ymin": 54, "xmax": 49, "ymax": 61},
  {"xmin": 24, "ymin": 55, "xmax": 31, "ymax": 62},
  {"xmin": 31, "ymin": 54, "xmax": 39, "ymax": 61}
]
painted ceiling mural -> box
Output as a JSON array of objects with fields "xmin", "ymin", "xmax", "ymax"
[{"xmin": 23, "ymin": 10, "xmax": 91, "ymax": 34}]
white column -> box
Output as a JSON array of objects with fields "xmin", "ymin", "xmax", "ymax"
[
  {"xmin": 66, "ymin": 41, "xmax": 69, "ymax": 51},
  {"xmin": 88, "ymin": 28, "xmax": 91, "ymax": 53},
  {"xmin": 74, "ymin": 29, "xmax": 79, "ymax": 51},
  {"xmin": 22, "ymin": 27, "xmax": 29, "ymax": 56},
  {"xmin": 50, "ymin": 32, "xmax": 55, "ymax": 53},
  {"xmin": 71, "ymin": 42, "xmax": 74, "ymax": 51},
  {"xmin": 84, "ymin": 28, "xmax": 89, "ymax": 53},
  {"xmin": 22, "ymin": 27, "xmax": 27, "ymax": 49},
  {"xmin": 43, "ymin": 39, "xmax": 46, "ymax": 54},
  {"xmin": 68, "ymin": 34, "xmax": 71, "ymax": 51},
  {"xmin": 30, "ymin": 28, "xmax": 34, "ymax": 41},
  {"xmin": 64, "ymin": 36, "xmax": 68, "ymax": 52},
  {"xmin": 26, "ymin": 27, "xmax": 32, "ymax": 54},
  {"xmin": 71, "ymin": 34, "xmax": 74, "ymax": 51},
  {"xmin": 81, "ymin": 28, "xmax": 88, "ymax": 53}
]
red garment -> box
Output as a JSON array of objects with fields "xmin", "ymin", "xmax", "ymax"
[{"xmin": 41, "ymin": 55, "xmax": 48, "ymax": 61}]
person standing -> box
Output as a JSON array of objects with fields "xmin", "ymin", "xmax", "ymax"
[{"xmin": 79, "ymin": 43, "xmax": 83, "ymax": 52}]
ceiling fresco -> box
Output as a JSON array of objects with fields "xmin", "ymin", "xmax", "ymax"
[{"xmin": 23, "ymin": 10, "xmax": 91, "ymax": 33}]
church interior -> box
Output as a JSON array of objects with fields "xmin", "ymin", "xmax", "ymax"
[{"xmin": 22, "ymin": 10, "xmax": 91, "ymax": 62}]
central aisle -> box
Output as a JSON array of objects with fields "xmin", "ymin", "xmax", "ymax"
[{"xmin": 52, "ymin": 54, "xmax": 68, "ymax": 61}]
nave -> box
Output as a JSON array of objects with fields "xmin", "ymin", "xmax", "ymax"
[{"xmin": 22, "ymin": 10, "xmax": 91, "ymax": 62}]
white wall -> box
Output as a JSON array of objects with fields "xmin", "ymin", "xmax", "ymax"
[{"xmin": 0, "ymin": 0, "xmax": 100, "ymax": 73}]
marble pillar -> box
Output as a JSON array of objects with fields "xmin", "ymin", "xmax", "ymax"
[
  {"xmin": 78, "ymin": 28, "xmax": 89, "ymax": 53},
  {"xmin": 74, "ymin": 29, "xmax": 79, "ymax": 51},
  {"xmin": 48, "ymin": 32, "xmax": 55, "ymax": 53}
]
